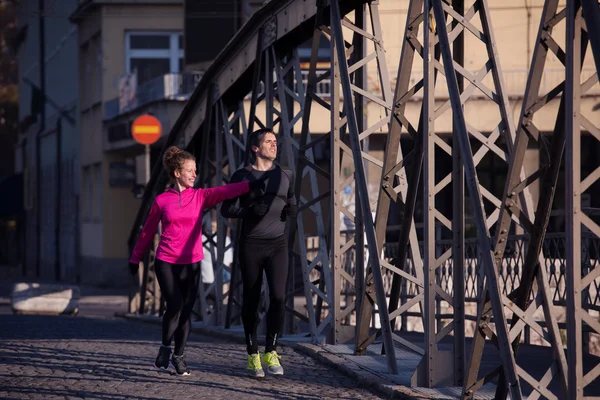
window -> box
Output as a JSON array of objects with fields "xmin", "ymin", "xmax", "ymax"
[
  {"xmin": 95, "ymin": 36, "xmax": 103, "ymax": 103},
  {"xmin": 80, "ymin": 42, "xmax": 91, "ymax": 109},
  {"xmin": 82, "ymin": 166, "xmax": 92, "ymax": 220},
  {"xmin": 92, "ymin": 163, "xmax": 102, "ymax": 221},
  {"xmin": 125, "ymin": 32, "xmax": 184, "ymax": 85}
]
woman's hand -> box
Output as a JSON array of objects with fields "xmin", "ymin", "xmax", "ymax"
[{"xmin": 129, "ymin": 262, "xmax": 139, "ymax": 276}]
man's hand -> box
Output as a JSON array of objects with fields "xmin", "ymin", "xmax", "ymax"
[
  {"xmin": 285, "ymin": 204, "xmax": 298, "ymax": 219},
  {"xmin": 281, "ymin": 204, "xmax": 298, "ymax": 222},
  {"xmin": 248, "ymin": 174, "xmax": 269, "ymax": 193},
  {"xmin": 129, "ymin": 262, "xmax": 139, "ymax": 276},
  {"xmin": 252, "ymin": 202, "xmax": 270, "ymax": 217}
]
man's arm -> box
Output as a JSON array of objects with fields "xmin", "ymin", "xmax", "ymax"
[
  {"xmin": 220, "ymin": 169, "xmax": 250, "ymax": 218},
  {"xmin": 286, "ymin": 169, "xmax": 297, "ymax": 214},
  {"xmin": 286, "ymin": 170, "xmax": 297, "ymax": 207}
]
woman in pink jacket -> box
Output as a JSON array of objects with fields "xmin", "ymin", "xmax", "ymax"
[{"xmin": 129, "ymin": 146, "xmax": 265, "ymax": 376}]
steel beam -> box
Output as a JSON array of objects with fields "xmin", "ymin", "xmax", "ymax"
[
  {"xmin": 274, "ymin": 48, "xmax": 322, "ymax": 336},
  {"xmin": 413, "ymin": 0, "xmax": 468, "ymax": 387},
  {"xmin": 326, "ymin": 0, "xmax": 409, "ymax": 350},
  {"xmin": 422, "ymin": 1, "xmax": 440, "ymax": 385},
  {"xmin": 464, "ymin": 1, "xmax": 582, "ymax": 397},
  {"xmin": 223, "ymin": 100, "xmax": 249, "ymax": 329},
  {"xmin": 451, "ymin": 0, "xmax": 466, "ymax": 386},
  {"xmin": 330, "ymin": 0, "xmax": 398, "ymax": 374},
  {"xmin": 213, "ymin": 99, "xmax": 226, "ymax": 325},
  {"xmin": 564, "ymin": 1, "xmax": 598, "ymax": 398},
  {"xmin": 430, "ymin": 0, "xmax": 522, "ymax": 397},
  {"xmin": 330, "ymin": 32, "xmax": 344, "ymax": 345},
  {"xmin": 353, "ymin": 3, "xmax": 367, "ymax": 344},
  {"xmin": 581, "ymin": 0, "xmax": 600, "ymax": 78},
  {"xmin": 295, "ymin": 0, "xmax": 333, "ymax": 343},
  {"xmin": 356, "ymin": 0, "xmax": 426, "ymax": 356},
  {"xmin": 125, "ymin": 1, "xmax": 600, "ymax": 395}
]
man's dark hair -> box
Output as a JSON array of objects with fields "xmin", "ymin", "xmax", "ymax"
[{"xmin": 245, "ymin": 128, "xmax": 276, "ymax": 165}]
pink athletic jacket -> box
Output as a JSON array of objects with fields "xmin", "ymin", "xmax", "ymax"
[{"xmin": 130, "ymin": 182, "xmax": 250, "ymax": 265}]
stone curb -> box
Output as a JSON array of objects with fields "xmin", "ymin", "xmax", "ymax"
[
  {"xmin": 290, "ymin": 343, "xmax": 434, "ymax": 400},
  {"xmin": 11, "ymin": 282, "xmax": 80, "ymax": 315},
  {"xmin": 118, "ymin": 312, "xmax": 438, "ymax": 399}
]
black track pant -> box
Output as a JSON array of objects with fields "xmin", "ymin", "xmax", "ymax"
[
  {"xmin": 154, "ymin": 260, "xmax": 200, "ymax": 356},
  {"xmin": 239, "ymin": 235, "xmax": 288, "ymax": 355}
]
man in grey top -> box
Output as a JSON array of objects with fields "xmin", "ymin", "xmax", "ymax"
[{"xmin": 221, "ymin": 128, "xmax": 297, "ymax": 378}]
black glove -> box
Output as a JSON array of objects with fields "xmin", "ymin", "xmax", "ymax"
[
  {"xmin": 129, "ymin": 262, "xmax": 139, "ymax": 276},
  {"xmin": 248, "ymin": 174, "xmax": 268, "ymax": 192},
  {"xmin": 285, "ymin": 204, "xmax": 298, "ymax": 219},
  {"xmin": 252, "ymin": 202, "xmax": 270, "ymax": 217},
  {"xmin": 281, "ymin": 204, "xmax": 298, "ymax": 222}
]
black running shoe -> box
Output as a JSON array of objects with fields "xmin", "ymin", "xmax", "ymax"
[
  {"xmin": 154, "ymin": 346, "xmax": 171, "ymax": 369},
  {"xmin": 171, "ymin": 354, "xmax": 191, "ymax": 376}
]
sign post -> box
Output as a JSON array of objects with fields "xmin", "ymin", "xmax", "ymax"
[
  {"xmin": 129, "ymin": 114, "xmax": 162, "ymax": 308},
  {"xmin": 131, "ymin": 114, "xmax": 162, "ymax": 183}
]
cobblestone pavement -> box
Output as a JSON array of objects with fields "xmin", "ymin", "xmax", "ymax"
[{"xmin": 0, "ymin": 314, "xmax": 384, "ymax": 399}]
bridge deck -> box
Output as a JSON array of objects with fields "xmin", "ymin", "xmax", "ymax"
[{"xmin": 283, "ymin": 330, "xmax": 600, "ymax": 399}]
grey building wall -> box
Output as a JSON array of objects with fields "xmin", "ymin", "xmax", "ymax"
[{"xmin": 15, "ymin": 0, "xmax": 80, "ymax": 282}]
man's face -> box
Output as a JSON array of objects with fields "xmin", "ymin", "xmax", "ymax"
[{"xmin": 253, "ymin": 132, "xmax": 277, "ymax": 161}]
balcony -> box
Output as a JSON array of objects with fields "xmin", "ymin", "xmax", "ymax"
[{"xmin": 104, "ymin": 72, "xmax": 202, "ymax": 120}]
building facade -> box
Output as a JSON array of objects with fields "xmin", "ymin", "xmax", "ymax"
[
  {"xmin": 12, "ymin": 0, "xmax": 599, "ymax": 285},
  {"xmin": 71, "ymin": 0, "xmax": 189, "ymax": 286},
  {"xmin": 14, "ymin": 0, "xmax": 80, "ymax": 282}
]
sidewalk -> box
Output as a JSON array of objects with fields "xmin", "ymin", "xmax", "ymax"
[
  {"xmin": 122, "ymin": 313, "xmax": 496, "ymax": 400},
  {"xmin": 0, "ymin": 277, "xmax": 493, "ymax": 399}
]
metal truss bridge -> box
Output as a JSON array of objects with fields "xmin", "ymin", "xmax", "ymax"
[{"xmin": 128, "ymin": 0, "xmax": 600, "ymax": 398}]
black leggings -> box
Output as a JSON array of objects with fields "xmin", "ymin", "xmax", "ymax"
[
  {"xmin": 239, "ymin": 235, "xmax": 288, "ymax": 355},
  {"xmin": 154, "ymin": 260, "xmax": 200, "ymax": 356}
]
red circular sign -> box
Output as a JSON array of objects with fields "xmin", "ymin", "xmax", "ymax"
[{"xmin": 132, "ymin": 114, "xmax": 162, "ymax": 145}]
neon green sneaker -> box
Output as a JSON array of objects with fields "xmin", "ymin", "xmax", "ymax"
[
  {"xmin": 262, "ymin": 351, "xmax": 284, "ymax": 375},
  {"xmin": 247, "ymin": 353, "xmax": 265, "ymax": 378}
]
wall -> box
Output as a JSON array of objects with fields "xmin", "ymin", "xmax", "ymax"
[
  {"xmin": 101, "ymin": 4, "xmax": 184, "ymax": 102},
  {"xmin": 78, "ymin": 2, "xmax": 183, "ymax": 287},
  {"xmin": 78, "ymin": 6, "xmax": 103, "ymax": 167},
  {"xmin": 15, "ymin": 0, "xmax": 80, "ymax": 281},
  {"xmin": 102, "ymin": 3, "xmax": 184, "ymax": 269},
  {"xmin": 78, "ymin": 5, "xmax": 104, "ymax": 282}
]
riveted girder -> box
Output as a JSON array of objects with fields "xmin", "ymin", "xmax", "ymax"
[{"xmin": 126, "ymin": 1, "xmax": 600, "ymax": 396}]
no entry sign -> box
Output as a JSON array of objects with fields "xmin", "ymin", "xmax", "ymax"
[{"xmin": 132, "ymin": 114, "xmax": 162, "ymax": 145}]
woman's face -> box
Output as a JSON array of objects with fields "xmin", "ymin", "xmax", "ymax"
[{"xmin": 174, "ymin": 159, "xmax": 197, "ymax": 189}]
